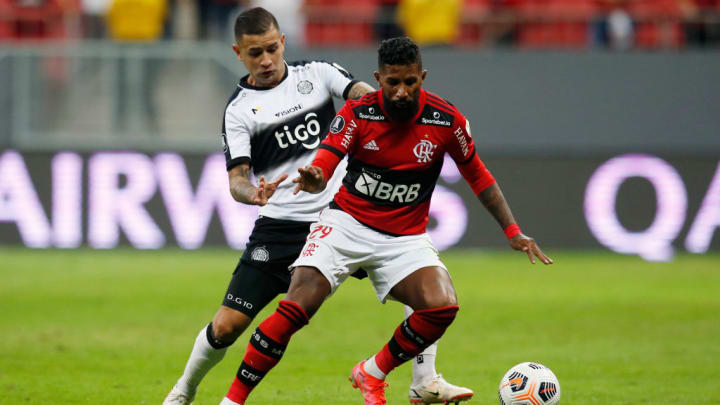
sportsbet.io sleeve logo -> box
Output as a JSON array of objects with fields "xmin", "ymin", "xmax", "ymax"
[{"xmin": 330, "ymin": 115, "xmax": 345, "ymax": 134}]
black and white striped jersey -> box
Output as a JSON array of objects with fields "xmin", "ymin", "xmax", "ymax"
[{"xmin": 221, "ymin": 60, "xmax": 357, "ymax": 222}]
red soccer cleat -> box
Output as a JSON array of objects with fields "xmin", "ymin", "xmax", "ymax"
[{"xmin": 349, "ymin": 361, "xmax": 389, "ymax": 405}]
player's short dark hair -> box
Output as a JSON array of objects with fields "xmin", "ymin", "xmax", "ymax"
[
  {"xmin": 234, "ymin": 7, "xmax": 279, "ymax": 42},
  {"xmin": 377, "ymin": 37, "xmax": 422, "ymax": 70}
]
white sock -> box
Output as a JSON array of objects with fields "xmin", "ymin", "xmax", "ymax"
[
  {"xmin": 405, "ymin": 305, "xmax": 438, "ymax": 386},
  {"xmin": 175, "ymin": 325, "xmax": 228, "ymax": 396},
  {"xmin": 219, "ymin": 397, "xmax": 242, "ymax": 405},
  {"xmin": 364, "ymin": 356, "xmax": 387, "ymax": 380}
]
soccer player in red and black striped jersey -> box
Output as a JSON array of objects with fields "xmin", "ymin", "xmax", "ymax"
[{"xmin": 224, "ymin": 37, "xmax": 552, "ymax": 405}]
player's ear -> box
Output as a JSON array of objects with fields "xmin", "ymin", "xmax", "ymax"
[
  {"xmin": 232, "ymin": 43, "xmax": 242, "ymax": 61},
  {"xmin": 373, "ymin": 71, "xmax": 381, "ymax": 84},
  {"xmin": 421, "ymin": 70, "xmax": 427, "ymax": 82},
  {"xmin": 280, "ymin": 33, "xmax": 286, "ymax": 46}
]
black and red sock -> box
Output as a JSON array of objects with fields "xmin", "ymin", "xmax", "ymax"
[
  {"xmin": 225, "ymin": 300, "xmax": 309, "ymax": 404},
  {"xmin": 374, "ymin": 305, "xmax": 459, "ymax": 375}
]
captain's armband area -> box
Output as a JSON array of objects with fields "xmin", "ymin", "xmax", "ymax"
[{"xmin": 346, "ymin": 81, "xmax": 375, "ymax": 100}]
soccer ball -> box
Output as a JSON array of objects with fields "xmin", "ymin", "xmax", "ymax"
[{"xmin": 498, "ymin": 362, "xmax": 561, "ymax": 405}]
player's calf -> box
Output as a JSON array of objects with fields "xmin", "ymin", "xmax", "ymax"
[
  {"xmin": 222, "ymin": 300, "xmax": 310, "ymax": 405},
  {"xmin": 373, "ymin": 305, "xmax": 460, "ymax": 377}
]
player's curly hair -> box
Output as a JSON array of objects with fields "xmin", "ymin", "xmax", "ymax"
[
  {"xmin": 377, "ymin": 37, "xmax": 422, "ymax": 70},
  {"xmin": 234, "ymin": 7, "xmax": 279, "ymax": 41}
]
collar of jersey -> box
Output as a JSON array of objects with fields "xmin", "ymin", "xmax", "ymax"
[
  {"xmin": 238, "ymin": 62, "xmax": 290, "ymax": 91},
  {"xmin": 377, "ymin": 87, "xmax": 427, "ymax": 123}
]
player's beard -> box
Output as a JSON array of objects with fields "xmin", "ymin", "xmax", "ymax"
[{"xmin": 384, "ymin": 93, "xmax": 419, "ymax": 122}]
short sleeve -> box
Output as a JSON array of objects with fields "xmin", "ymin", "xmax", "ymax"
[
  {"xmin": 223, "ymin": 108, "xmax": 252, "ymax": 171},
  {"xmin": 448, "ymin": 114, "xmax": 496, "ymax": 194},
  {"xmin": 315, "ymin": 61, "xmax": 357, "ymax": 100},
  {"xmin": 447, "ymin": 114, "xmax": 477, "ymax": 165},
  {"xmin": 319, "ymin": 101, "xmax": 359, "ymax": 158}
]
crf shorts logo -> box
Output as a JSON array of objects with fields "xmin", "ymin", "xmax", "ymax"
[
  {"xmin": 502, "ymin": 372, "xmax": 528, "ymax": 392},
  {"xmin": 413, "ymin": 139, "xmax": 437, "ymax": 163},
  {"xmin": 302, "ymin": 242, "xmax": 319, "ymax": 256}
]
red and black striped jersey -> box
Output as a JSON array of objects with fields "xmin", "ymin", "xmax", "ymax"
[{"xmin": 313, "ymin": 88, "xmax": 496, "ymax": 235}]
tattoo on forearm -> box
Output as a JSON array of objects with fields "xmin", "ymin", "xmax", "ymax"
[
  {"xmin": 230, "ymin": 165, "xmax": 258, "ymax": 204},
  {"xmin": 348, "ymin": 82, "xmax": 375, "ymax": 100},
  {"xmin": 477, "ymin": 184, "xmax": 516, "ymax": 229}
]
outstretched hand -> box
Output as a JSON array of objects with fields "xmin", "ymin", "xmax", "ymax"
[
  {"xmin": 252, "ymin": 173, "xmax": 288, "ymax": 206},
  {"xmin": 293, "ymin": 166, "xmax": 325, "ymax": 194},
  {"xmin": 509, "ymin": 234, "xmax": 553, "ymax": 265}
]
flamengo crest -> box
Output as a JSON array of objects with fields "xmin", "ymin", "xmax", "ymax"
[{"xmin": 413, "ymin": 139, "xmax": 437, "ymax": 163}]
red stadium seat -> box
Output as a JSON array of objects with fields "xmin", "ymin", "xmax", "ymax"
[
  {"xmin": 0, "ymin": 0, "xmax": 70, "ymax": 41},
  {"xmin": 628, "ymin": 0, "xmax": 683, "ymax": 48},
  {"xmin": 304, "ymin": 0, "xmax": 378, "ymax": 46},
  {"xmin": 0, "ymin": 2, "xmax": 12, "ymax": 39},
  {"xmin": 458, "ymin": 0, "xmax": 492, "ymax": 45},
  {"xmin": 516, "ymin": 0, "xmax": 597, "ymax": 48},
  {"xmin": 307, "ymin": 0, "xmax": 689, "ymax": 48}
]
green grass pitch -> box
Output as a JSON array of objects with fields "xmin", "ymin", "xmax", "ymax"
[{"xmin": 1, "ymin": 248, "xmax": 718, "ymax": 404}]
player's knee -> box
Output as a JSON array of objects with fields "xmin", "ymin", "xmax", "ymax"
[
  {"xmin": 211, "ymin": 309, "xmax": 253, "ymax": 344},
  {"xmin": 418, "ymin": 281, "xmax": 458, "ymax": 309},
  {"xmin": 211, "ymin": 320, "xmax": 240, "ymax": 343},
  {"xmin": 423, "ymin": 291, "xmax": 457, "ymax": 309}
]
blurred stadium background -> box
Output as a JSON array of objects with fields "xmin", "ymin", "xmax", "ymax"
[{"xmin": 1, "ymin": 0, "xmax": 719, "ymax": 404}]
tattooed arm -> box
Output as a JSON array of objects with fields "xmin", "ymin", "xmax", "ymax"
[
  {"xmin": 228, "ymin": 163, "xmax": 288, "ymax": 206},
  {"xmin": 478, "ymin": 183, "xmax": 553, "ymax": 265},
  {"xmin": 477, "ymin": 183, "xmax": 517, "ymax": 229},
  {"xmin": 346, "ymin": 81, "xmax": 375, "ymax": 100}
]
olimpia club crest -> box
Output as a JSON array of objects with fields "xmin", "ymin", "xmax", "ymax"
[
  {"xmin": 251, "ymin": 246, "xmax": 269, "ymax": 262},
  {"xmin": 297, "ymin": 80, "xmax": 313, "ymax": 95}
]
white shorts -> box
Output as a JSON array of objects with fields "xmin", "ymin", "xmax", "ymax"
[{"xmin": 290, "ymin": 208, "xmax": 447, "ymax": 303}]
